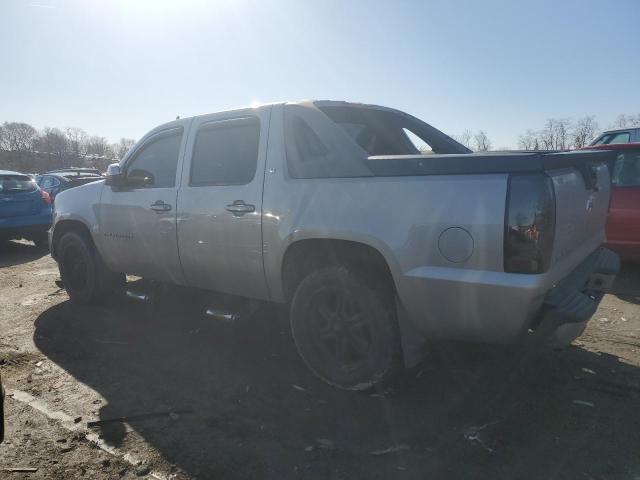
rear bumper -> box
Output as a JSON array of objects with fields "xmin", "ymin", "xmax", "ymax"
[
  {"xmin": 535, "ymin": 247, "xmax": 620, "ymax": 347},
  {"xmin": 0, "ymin": 211, "xmax": 52, "ymax": 240}
]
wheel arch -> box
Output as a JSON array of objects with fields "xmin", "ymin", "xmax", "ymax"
[
  {"xmin": 50, "ymin": 219, "xmax": 94, "ymax": 260},
  {"xmin": 280, "ymin": 236, "xmax": 399, "ymax": 303}
]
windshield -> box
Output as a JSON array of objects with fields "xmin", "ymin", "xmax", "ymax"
[{"xmin": 0, "ymin": 174, "xmax": 37, "ymax": 194}]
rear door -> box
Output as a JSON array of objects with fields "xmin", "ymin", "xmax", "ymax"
[
  {"xmin": 177, "ymin": 107, "xmax": 271, "ymax": 300},
  {"xmin": 96, "ymin": 126, "xmax": 187, "ymax": 284},
  {"xmin": 606, "ymin": 148, "xmax": 640, "ymax": 248}
]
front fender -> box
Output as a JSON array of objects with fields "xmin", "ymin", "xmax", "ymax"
[{"xmin": 50, "ymin": 180, "xmax": 103, "ymax": 257}]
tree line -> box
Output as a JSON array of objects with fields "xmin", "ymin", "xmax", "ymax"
[
  {"xmin": 2, "ymin": 112, "xmax": 640, "ymax": 174},
  {"xmin": 453, "ymin": 113, "xmax": 640, "ymax": 152},
  {"xmin": 0, "ymin": 121, "xmax": 135, "ymax": 173}
]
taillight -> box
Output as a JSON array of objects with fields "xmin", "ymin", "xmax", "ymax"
[
  {"xmin": 504, "ymin": 174, "xmax": 556, "ymax": 274},
  {"xmin": 39, "ymin": 189, "xmax": 52, "ymax": 205}
]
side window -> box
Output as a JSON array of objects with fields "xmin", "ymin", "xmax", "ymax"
[
  {"xmin": 40, "ymin": 176, "xmax": 54, "ymax": 188},
  {"xmin": 125, "ymin": 129, "xmax": 183, "ymax": 188},
  {"xmin": 291, "ymin": 116, "xmax": 329, "ymax": 163},
  {"xmin": 403, "ymin": 128, "xmax": 433, "ymax": 154},
  {"xmin": 190, "ymin": 117, "xmax": 260, "ymax": 186},
  {"xmin": 595, "ymin": 132, "xmax": 631, "ymax": 145},
  {"xmin": 611, "ymin": 150, "xmax": 640, "ymax": 186}
]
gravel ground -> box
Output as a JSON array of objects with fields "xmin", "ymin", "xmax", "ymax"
[{"xmin": 1, "ymin": 240, "xmax": 639, "ymax": 479}]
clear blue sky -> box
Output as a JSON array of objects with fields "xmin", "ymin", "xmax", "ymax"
[{"xmin": 1, "ymin": 0, "xmax": 638, "ymax": 148}]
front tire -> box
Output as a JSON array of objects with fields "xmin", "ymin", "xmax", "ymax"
[
  {"xmin": 289, "ymin": 266, "xmax": 401, "ymax": 391},
  {"xmin": 57, "ymin": 231, "xmax": 124, "ymax": 305}
]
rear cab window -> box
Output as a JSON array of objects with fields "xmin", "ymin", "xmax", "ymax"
[
  {"xmin": 611, "ymin": 149, "xmax": 640, "ymax": 187},
  {"xmin": 190, "ymin": 117, "xmax": 260, "ymax": 186},
  {"xmin": 0, "ymin": 175, "xmax": 37, "ymax": 194}
]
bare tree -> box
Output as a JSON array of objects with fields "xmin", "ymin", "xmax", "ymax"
[
  {"xmin": 611, "ymin": 113, "xmax": 640, "ymax": 129},
  {"xmin": 518, "ymin": 129, "xmax": 539, "ymax": 150},
  {"xmin": 572, "ymin": 116, "xmax": 598, "ymax": 148},
  {"xmin": 35, "ymin": 127, "xmax": 69, "ymax": 168},
  {"xmin": 453, "ymin": 129, "xmax": 473, "ymax": 149},
  {"xmin": 473, "ymin": 130, "xmax": 492, "ymax": 152},
  {"xmin": 113, "ymin": 137, "xmax": 136, "ymax": 159},
  {"xmin": 85, "ymin": 136, "xmax": 111, "ymax": 157},
  {"xmin": 0, "ymin": 122, "xmax": 38, "ymax": 152},
  {"xmin": 64, "ymin": 127, "xmax": 87, "ymax": 159}
]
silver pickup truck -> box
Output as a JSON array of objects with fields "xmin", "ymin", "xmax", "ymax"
[{"xmin": 50, "ymin": 100, "xmax": 619, "ymax": 390}]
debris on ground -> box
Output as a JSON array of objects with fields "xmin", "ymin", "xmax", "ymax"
[
  {"xmin": 2, "ymin": 467, "xmax": 39, "ymax": 472},
  {"xmin": 463, "ymin": 421, "xmax": 500, "ymax": 453},
  {"xmin": 370, "ymin": 444, "xmax": 410, "ymax": 456},
  {"xmin": 292, "ymin": 384, "xmax": 306, "ymax": 392},
  {"xmin": 315, "ymin": 438, "xmax": 335, "ymax": 450},
  {"xmin": 572, "ymin": 400, "xmax": 595, "ymax": 408}
]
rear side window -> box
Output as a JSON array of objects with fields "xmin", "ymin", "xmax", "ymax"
[
  {"xmin": 317, "ymin": 105, "xmax": 432, "ymax": 156},
  {"xmin": 190, "ymin": 117, "xmax": 260, "ymax": 186},
  {"xmin": 593, "ymin": 132, "xmax": 631, "ymax": 145},
  {"xmin": 39, "ymin": 176, "xmax": 60, "ymax": 189},
  {"xmin": 126, "ymin": 129, "xmax": 183, "ymax": 188},
  {"xmin": 290, "ymin": 116, "xmax": 329, "ymax": 163},
  {"xmin": 611, "ymin": 150, "xmax": 640, "ymax": 187},
  {"xmin": 0, "ymin": 175, "xmax": 36, "ymax": 194}
]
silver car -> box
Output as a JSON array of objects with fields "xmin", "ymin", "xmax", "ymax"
[{"xmin": 50, "ymin": 101, "xmax": 619, "ymax": 390}]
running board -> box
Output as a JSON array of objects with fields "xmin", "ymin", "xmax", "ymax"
[
  {"xmin": 125, "ymin": 290, "xmax": 151, "ymax": 303},
  {"xmin": 205, "ymin": 308, "xmax": 238, "ymax": 324}
]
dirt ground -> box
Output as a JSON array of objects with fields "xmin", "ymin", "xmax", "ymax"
[{"xmin": 1, "ymin": 240, "xmax": 639, "ymax": 480}]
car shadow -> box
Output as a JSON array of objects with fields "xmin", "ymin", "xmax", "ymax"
[
  {"xmin": 34, "ymin": 287, "xmax": 640, "ymax": 480},
  {"xmin": 612, "ymin": 262, "xmax": 640, "ymax": 304},
  {"xmin": 0, "ymin": 240, "xmax": 48, "ymax": 267}
]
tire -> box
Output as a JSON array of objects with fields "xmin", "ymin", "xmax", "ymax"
[
  {"xmin": 289, "ymin": 266, "xmax": 402, "ymax": 391},
  {"xmin": 32, "ymin": 232, "xmax": 49, "ymax": 250},
  {"xmin": 57, "ymin": 231, "xmax": 124, "ymax": 305}
]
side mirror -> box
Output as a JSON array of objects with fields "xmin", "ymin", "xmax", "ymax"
[{"xmin": 104, "ymin": 163, "xmax": 124, "ymax": 186}]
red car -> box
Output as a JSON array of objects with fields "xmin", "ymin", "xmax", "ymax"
[{"xmin": 580, "ymin": 143, "xmax": 640, "ymax": 260}]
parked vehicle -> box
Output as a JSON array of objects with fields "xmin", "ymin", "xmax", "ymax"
[
  {"xmin": 580, "ymin": 143, "xmax": 640, "ymax": 260},
  {"xmin": 50, "ymin": 101, "xmax": 619, "ymax": 390},
  {"xmin": 590, "ymin": 127, "xmax": 640, "ymax": 146},
  {"xmin": 0, "ymin": 372, "xmax": 4, "ymax": 443},
  {"xmin": 36, "ymin": 169, "xmax": 103, "ymax": 200},
  {"xmin": 0, "ymin": 170, "xmax": 52, "ymax": 248}
]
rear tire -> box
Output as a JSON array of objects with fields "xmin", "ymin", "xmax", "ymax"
[
  {"xmin": 57, "ymin": 231, "xmax": 124, "ymax": 305},
  {"xmin": 289, "ymin": 266, "xmax": 402, "ymax": 391}
]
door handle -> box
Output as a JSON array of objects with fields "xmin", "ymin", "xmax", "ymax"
[
  {"xmin": 226, "ymin": 200, "xmax": 255, "ymax": 216},
  {"xmin": 150, "ymin": 200, "xmax": 172, "ymax": 213}
]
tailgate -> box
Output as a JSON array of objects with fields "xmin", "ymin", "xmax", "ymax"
[{"xmin": 545, "ymin": 151, "xmax": 612, "ymax": 267}]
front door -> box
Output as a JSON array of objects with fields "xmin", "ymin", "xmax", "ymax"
[
  {"xmin": 177, "ymin": 107, "xmax": 271, "ymax": 300},
  {"xmin": 96, "ymin": 126, "xmax": 187, "ymax": 284}
]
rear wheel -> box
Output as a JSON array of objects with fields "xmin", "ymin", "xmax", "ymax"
[
  {"xmin": 289, "ymin": 266, "xmax": 401, "ymax": 391},
  {"xmin": 57, "ymin": 231, "xmax": 124, "ymax": 305}
]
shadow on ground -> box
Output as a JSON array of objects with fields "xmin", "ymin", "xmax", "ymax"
[
  {"xmin": 34, "ymin": 284, "xmax": 640, "ymax": 479},
  {"xmin": 613, "ymin": 262, "xmax": 640, "ymax": 305},
  {"xmin": 0, "ymin": 240, "xmax": 48, "ymax": 267}
]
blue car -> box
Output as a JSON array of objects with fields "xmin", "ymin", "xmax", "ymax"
[{"xmin": 0, "ymin": 170, "xmax": 53, "ymax": 248}]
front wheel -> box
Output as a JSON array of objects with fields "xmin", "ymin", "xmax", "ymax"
[
  {"xmin": 57, "ymin": 231, "xmax": 124, "ymax": 305},
  {"xmin": 289, "ymin": 266, "xmax": 402, "ymax": 391}
]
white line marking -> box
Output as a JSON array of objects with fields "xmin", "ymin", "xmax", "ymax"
[{"xmin": 9, "ymin": 389, "xmax": 169, "ymax": 480}]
